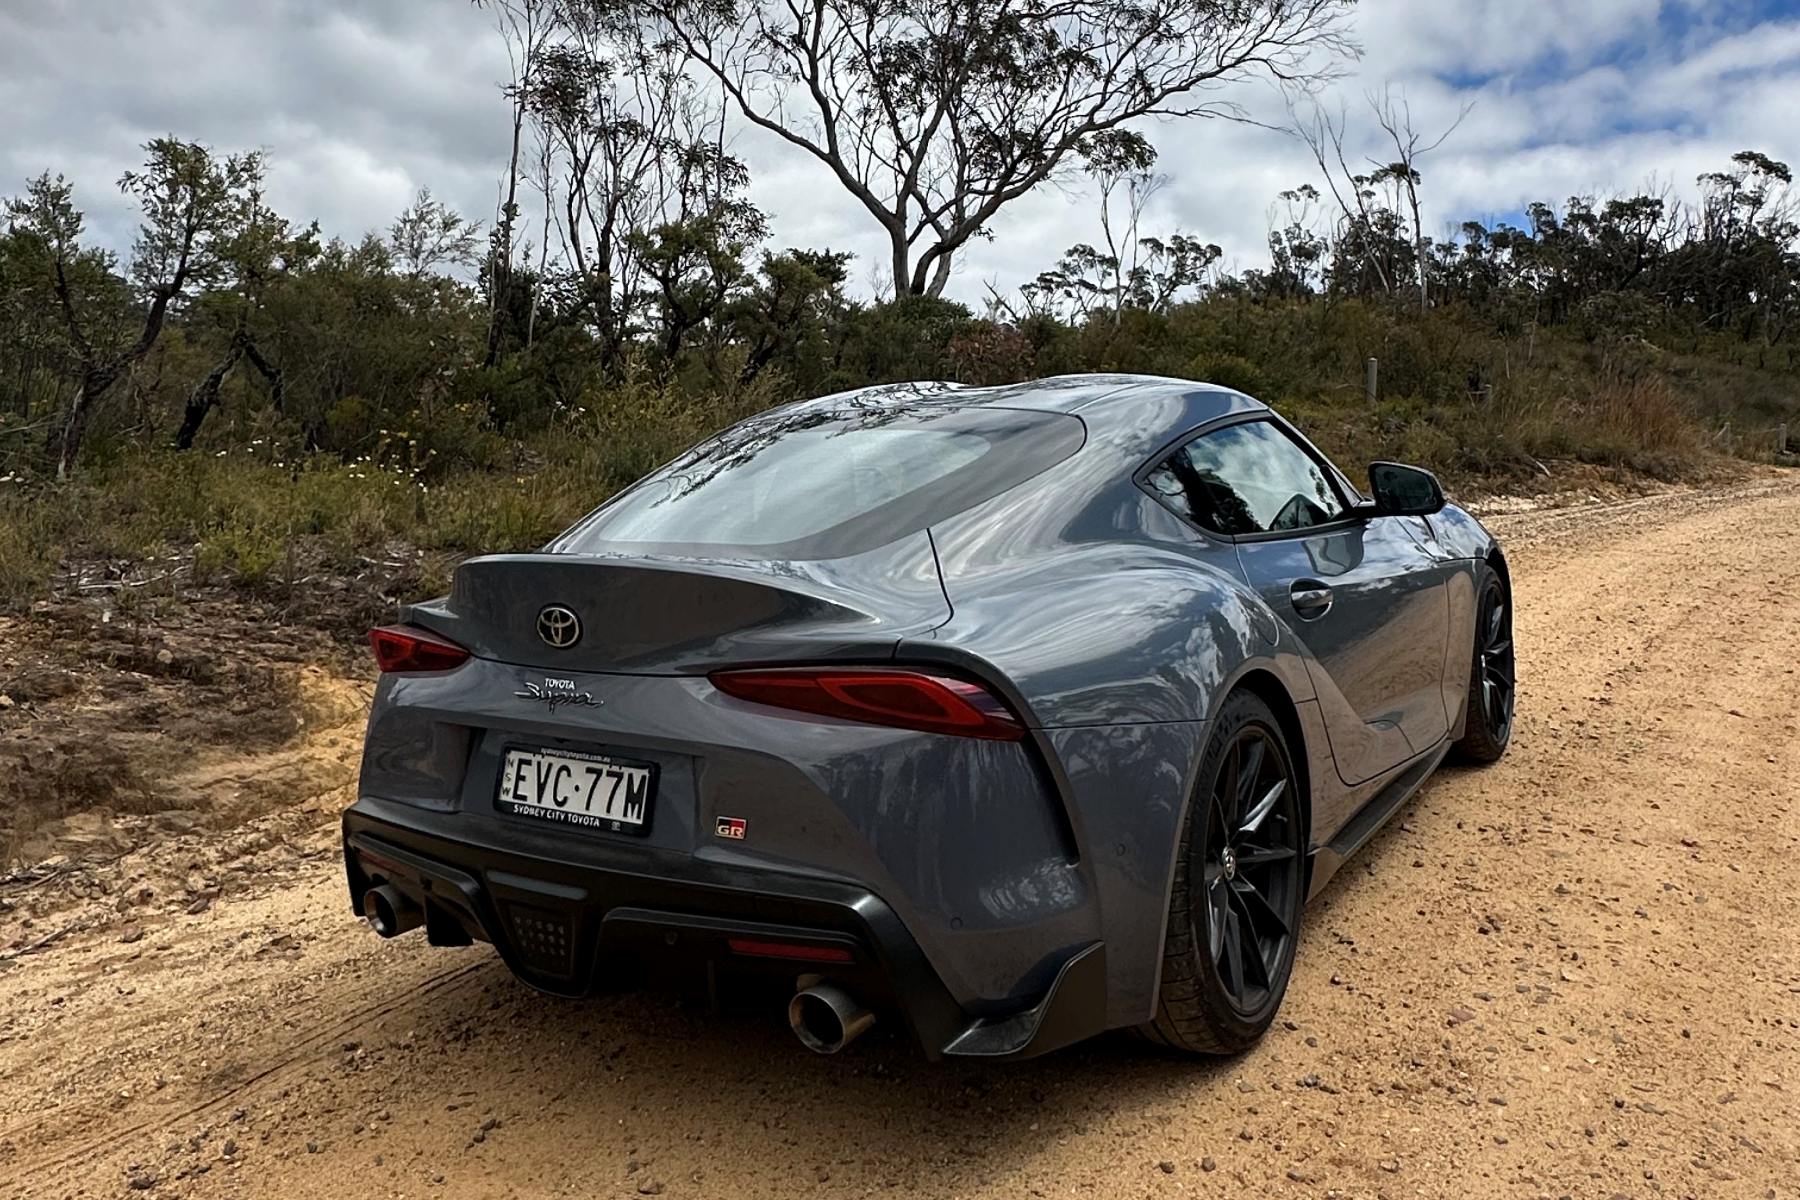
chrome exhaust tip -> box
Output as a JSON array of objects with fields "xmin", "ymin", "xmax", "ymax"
[
  {"xmin": 788, "ymin": 982, "xmax": 875, "ymax": 1054},
  {"xmin": 361, "ymin": 884, "xmax": 422, "ymax": 939}
]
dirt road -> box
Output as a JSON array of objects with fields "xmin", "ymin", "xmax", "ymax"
[{"xmin": 2, "ymin": 479, "xmax": 1797, "ymax": 1200}]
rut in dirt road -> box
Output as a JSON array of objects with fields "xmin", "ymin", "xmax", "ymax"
[{"xmin": 1, "ymin": 480, "xmax": 1796, "ymax": 1200}]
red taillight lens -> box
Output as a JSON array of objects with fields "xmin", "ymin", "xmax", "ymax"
[
  {"xmin": 708, "ymin": 667, "xmax": 1025, "ymax": 741},
  {"xmin": 726, "ymin": 938, "xmax": 855, "ymax": 964},
  {"xmin": 368, "ymin": 625, "xmax": 471, "ymax": 673}
]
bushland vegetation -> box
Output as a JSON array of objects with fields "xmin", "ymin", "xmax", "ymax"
[{"xmin": 2, "ymin": 1, "xmax": 1795, "ymax": 609}]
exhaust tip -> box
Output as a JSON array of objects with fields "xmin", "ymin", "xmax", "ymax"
[
  {"xmin": 788, "ymin": 983, "xmax": 875, "ymax": 1054},
  {"xmin": 362, "ymin": 884, "xmax": 420, "ymax": 939}
]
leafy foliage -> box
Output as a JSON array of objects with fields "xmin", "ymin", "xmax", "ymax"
[{"xmin": 0, "ymin": 12, "xmax": 1796, "ymax": 609}]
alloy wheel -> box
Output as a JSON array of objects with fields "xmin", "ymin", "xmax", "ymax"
[
  {"xmin": 1198, "ymin": 725, "xmax": 1302, "ymax": 1016},
  {"xmin": 1477, "ymin": 579, "xmax": 1516, "ymax": 745}
]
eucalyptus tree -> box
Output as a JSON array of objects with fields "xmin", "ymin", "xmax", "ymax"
[
  {"xmin": 1686, "ymin": 151, "xmax": 1798, "ymax": 343},
  {"xmin": 6, "ymin": 139, "xmax": 260, "ymax": 477},
  {"xmin": 390, "ymin": 188, "xmax": 484, "ymax": 280},
  {"xmin": 729, "ymin": 247, "xmax": 853, "ymax": 387},
  {"xmin": 638, "ymin": 0, "xmax": 1356, "ymax": 298},
  {"xmin": 476, "ymin": 0, "xmax": 559, "ymax": 365},
  {"xmin": 631, "ymin": 143, "xmax": 768, "ymax": 362},
  {"xmin": 481, "ymin": 0, "xmax": 759, "ymax": 370},
  {"xmin": 174, "ymin": 163, "xmax": 302, "ymax": 450},
  {"xmin": 0, "ymin": 193, "xmax": 124, "ymax": 428}
]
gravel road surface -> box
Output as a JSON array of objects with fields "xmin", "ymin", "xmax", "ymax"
[{"xmin": 2, "ymin": 479, "xmax": 1796, "ymax": 1199}]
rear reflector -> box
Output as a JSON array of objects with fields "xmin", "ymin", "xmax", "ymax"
[
  {"xmin": 708, "ymin": 667, "xmax": 1024, "ymax": 741},
  {"xmin": 726, "ymin": 938, "xmax": 855, "ymax": 964},
  {"xmin": 369, "ymin": 625, "xmax": 471, "ymax": 673}
]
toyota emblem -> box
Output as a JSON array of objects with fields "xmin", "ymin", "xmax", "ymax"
[{"xmin": 536, "ymin": 605, "xmax": 581, "ymax": 649}]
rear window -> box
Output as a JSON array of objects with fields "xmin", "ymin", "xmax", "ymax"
[{"xmin": 551, "ymin": 404, "xmax": 1084, "ymax": 559}]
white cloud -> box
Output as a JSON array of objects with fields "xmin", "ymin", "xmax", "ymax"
[{"xmin": 3, "ymin": 0, "xmax": 1796, "ymax": 306}]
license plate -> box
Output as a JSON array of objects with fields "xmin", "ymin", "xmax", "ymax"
[{"xmin": 496, "ymin": 747, "xmax": 655, "ymax": 835}]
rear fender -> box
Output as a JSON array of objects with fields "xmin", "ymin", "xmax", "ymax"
[
  {"xmin": 908, "ymin": 543, "xmax": 1288, "ymax": 728},
  {"xmin": 904, "ymin": 545, "xmax": 1319, "ymax": 1028},
  {"xmin": 1000, "ymin": 658, "xmax": 1322, "ymax": 1030}
]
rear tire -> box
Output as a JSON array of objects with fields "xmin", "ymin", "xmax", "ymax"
[
  {"xmin": 1454, "ymin": 564, "xmax": 1514, "ymax": 764},
  {"xmin": 1139, "ymin": 691, "xmax": 1305, "ymax": 1055}
]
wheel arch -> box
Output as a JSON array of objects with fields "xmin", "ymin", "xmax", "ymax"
[{"xmin": 1486, "ymin": 545, "xmax": 1512, "ymax": 594}]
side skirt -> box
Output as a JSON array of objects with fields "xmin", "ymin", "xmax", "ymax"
[{"xmin": 1303, "ymin": 740, "xmax": 1450, "ymax": 901}]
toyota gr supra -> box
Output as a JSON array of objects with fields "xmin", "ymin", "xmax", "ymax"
[{"xmin": 344, "ymin": 374, "xmax": 1515, "ymax": 1059}]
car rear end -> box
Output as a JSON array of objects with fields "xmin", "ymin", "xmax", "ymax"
[{"xmin": 342, "ymin": 398, "xmax": 1107, "ymax": 1057}]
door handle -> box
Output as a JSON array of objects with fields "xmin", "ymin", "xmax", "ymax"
[{"xmin": 1290, "ymin": 581, "xmax": 1333, "ymax": 618}]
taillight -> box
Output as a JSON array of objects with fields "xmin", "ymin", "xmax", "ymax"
[
  {"xmin": 708, "ymin": 667, "xmax": 1025, "ymax": 741},
  {"xmin": 368, "ymin": 625, "xmax": 471, "ymax": 673}
]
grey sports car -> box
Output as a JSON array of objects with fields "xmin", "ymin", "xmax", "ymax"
[{"xmin": 344, "ymin": 374, "xmax": 1514, "ymax": 1059}]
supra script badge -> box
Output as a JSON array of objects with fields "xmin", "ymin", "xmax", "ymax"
[{"xmin": 514, "ymin": 677, "xmax": 602, "ymax": 714}]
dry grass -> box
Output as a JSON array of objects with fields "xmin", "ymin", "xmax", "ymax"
[{"xmin": 0, "ymin": 380, "xmax": 777, "ymax": 610}]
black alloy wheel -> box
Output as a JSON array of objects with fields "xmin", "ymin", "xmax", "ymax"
[
  {"xmin": 1200, "ymin": 724, "xmax": 1303, "ymax": 1017},
  {"xmin": 1140, "ymin": 690, "xmax": 1305, "ymax": 1054},
  {"xmin": 1476, "ymin": 576, "xmax": 1515, "ymax": 744},
  {"xmin": 1455, "ymin": 564, "xmax": 1515, "ymax": 763}
]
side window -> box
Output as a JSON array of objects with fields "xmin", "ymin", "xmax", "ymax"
[{"xmin": 1145, "ymin": 420, "xmax": 1346, "ymax": 536}]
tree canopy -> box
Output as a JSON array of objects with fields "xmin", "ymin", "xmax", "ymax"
[
  {"xmin": 0, "ymin": 7, "xmax": 1796, "ymax": 493},
  {"xmin": 636, "ymin": 0, "xmax": 1354, "ymax": 296}
]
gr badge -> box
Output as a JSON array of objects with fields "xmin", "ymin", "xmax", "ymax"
[{"xmin": 715, "ymin": 816, "xmax": 748, "ymax": 840}]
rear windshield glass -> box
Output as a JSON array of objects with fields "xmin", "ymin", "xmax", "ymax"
[{"xmin": 551, "ymin": 404, "xmax": 1084, "ymax": 559}]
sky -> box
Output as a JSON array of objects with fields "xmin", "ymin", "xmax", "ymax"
[{"xmin": 2, "ymin": 0, "xmax": 1798, "ymax": 303}]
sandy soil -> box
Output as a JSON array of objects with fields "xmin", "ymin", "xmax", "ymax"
[{"xmin": 1, "ymin": 477, "xmax": 1796, "ymax": 1200}]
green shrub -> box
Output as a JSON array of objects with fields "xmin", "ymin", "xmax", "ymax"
[
  {"xmin": 0, "ymin": 291, "xmax": 1785, "ymax": 616},
  {"xmin": 1188, "ymin": 353, "xmax": 1269, "ymax": 396}
]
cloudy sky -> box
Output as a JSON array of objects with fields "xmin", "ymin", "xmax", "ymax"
[{"xmin": 3, "ymin": 0, "xmax": 1797, "ymax": 302}]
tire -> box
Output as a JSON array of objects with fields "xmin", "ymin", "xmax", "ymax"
[
  {"xmin": 1453, "ymin": 563, "xmax": 1515, "ymax": 764},
  {"xmin": 1139, "ymin": 690, "xmax": 1305, "ymax": 1055}
]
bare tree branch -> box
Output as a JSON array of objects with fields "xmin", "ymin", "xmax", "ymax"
[{"xmin": 639, "ymin": 0, "xmax": 1356, "ymax": 296}]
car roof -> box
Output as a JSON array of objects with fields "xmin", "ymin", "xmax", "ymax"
[{"xmin": 798, "ymin": 374, "xmax": 1269, "ymax": 458}]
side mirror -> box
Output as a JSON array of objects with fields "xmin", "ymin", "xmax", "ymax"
[{"xmin": 1367, "ymin": 461, "xmax": 1446, "ymax": 517}]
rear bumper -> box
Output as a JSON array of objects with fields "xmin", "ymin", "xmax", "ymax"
[{"xmin": 342, "ymin": 797, "xmax": 1107, "ymax": 1060}]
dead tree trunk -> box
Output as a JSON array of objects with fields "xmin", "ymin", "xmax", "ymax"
[
  {"xmin": 44, "ymin": 257, "xmax": 184, "ymax": 478},
  {"xmin": 241, "ymin": 336, "xmax": 284, "ymax": 414},
  {"xmin": 45, "ymin": 362, "xmax": 124, "ymax": 481},
  {"xmin": 174, "ymin": 335, "xmax": 247, "ymax": 450}
]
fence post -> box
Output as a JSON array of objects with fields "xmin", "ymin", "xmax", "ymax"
[
  {"xmin": 1365, "ymin": 357, "xmax": 1379, "ymax": 404},
  {"xmin": 1778, "ymin": 422, "xmax": 1790, "ymax": 455}
]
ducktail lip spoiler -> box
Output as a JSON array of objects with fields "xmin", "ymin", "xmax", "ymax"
[{"xmin": 401, "ymin": 539, "xmax": 951, "ymax": 675}]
